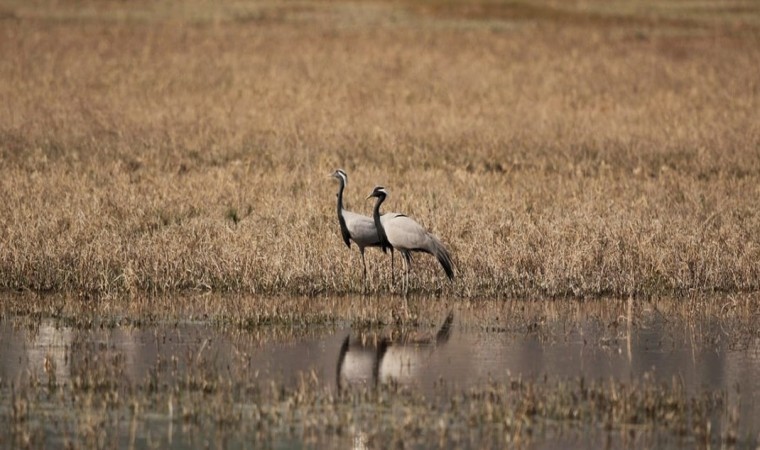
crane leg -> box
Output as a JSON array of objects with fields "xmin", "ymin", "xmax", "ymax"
[
  {"xmin": 401, "ymin": 251, "xmax": 412, "ymax": 297},
  {"xmin": 360, "ymin": 248, "xmax": 368, "ymax": 294},
  {"xmin": 391, "ymin": 248, "xmax": 395, "ymax": 287}
]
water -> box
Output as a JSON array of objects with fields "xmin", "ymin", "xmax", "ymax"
[{"xmin": 1, "ymin": 302, "xmax": 759, "ymax": 448}]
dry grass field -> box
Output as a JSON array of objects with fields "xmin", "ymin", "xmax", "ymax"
[{"xmin": 1, "ymin": 0, "xmax": 759, "ymax": 298}]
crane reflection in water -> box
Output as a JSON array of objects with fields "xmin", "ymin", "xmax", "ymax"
[{"xmin": 335, "ymin": 311, "xmax": 454, "ymax": 390}]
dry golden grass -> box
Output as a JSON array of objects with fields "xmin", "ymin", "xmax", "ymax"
[{"xmin": 1, "ymin": 0, "xmax": 759, "ymax": 298}]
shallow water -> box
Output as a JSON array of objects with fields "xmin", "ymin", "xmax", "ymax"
[{"xmin": 1, "ymin": 302, "xmax": 759, "ymax": 449}]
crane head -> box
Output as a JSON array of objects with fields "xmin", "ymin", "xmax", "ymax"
[
  {"xmin": 366, "ymin": 186, "xmax": 388, "ymax": 200},
  {"xmin": 330, "ymin": 169, "xmax": 348, "ymax": 185}
]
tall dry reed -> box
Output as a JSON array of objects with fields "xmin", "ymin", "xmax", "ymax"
[{"xmin": 1, "ymin": 0, "xmax": 759, "ymax": 298}]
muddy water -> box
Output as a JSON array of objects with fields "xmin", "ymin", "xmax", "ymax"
[{"xmin": 1, "ymin": 303, "xmax": 759, "ymax": 448}]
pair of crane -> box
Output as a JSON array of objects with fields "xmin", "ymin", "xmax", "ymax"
[{"xmin": 331, "ymin": 169, "xmax": 454, "ymax": 294}]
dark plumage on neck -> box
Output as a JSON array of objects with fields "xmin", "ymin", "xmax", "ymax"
[
  {"xmin": 369, "ymin": 186, "xmax": 392, "ymax": 253},
  {"xmin": 333, "ymin": 170, "xmax": 351, "ymax": 248}
]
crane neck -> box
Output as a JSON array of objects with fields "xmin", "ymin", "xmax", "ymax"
[
  {"xmin": 372, "ymin": 195, "xmax": 391, "ymax": 251},
  {"xmin": 336, "ymin": 179, "xmax": 345, "ymax": 215},
  {"xmin": 336, "ymin": 180, "xmax": 350, "ymax": 242}
]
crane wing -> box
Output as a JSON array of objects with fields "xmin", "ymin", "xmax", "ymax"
[
  {"xmin": 380, "ymin": 214, "xmax": 431, "ymax": 250},
  {"xmin": 343, "ymin": 211, "xmax": 381, "ymax": 247}
]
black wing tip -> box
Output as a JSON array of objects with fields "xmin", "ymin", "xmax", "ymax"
[{"xmin": 437, "ymin": 248, "xmax": 454, "ymax": 280}]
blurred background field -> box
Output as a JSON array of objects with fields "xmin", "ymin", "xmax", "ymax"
[
  {"xmin": 2, "ymin": 4, "xmax": 760, "ymax": 447},
  {"xmin": 1, "ymin": 0, "xmax": 759, "ymax": 298}
]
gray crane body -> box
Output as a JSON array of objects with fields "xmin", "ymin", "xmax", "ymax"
[
  {"xmin": 368, "ymin": 186, "xmax": 454, "ymax": 294},
  {"xmin": 332, "ymin": 169, "xmax": 388, "ymax": 289}
]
